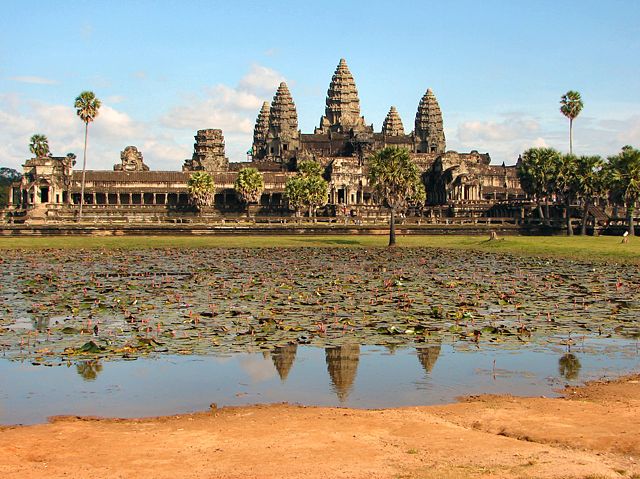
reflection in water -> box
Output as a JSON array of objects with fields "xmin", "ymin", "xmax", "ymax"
[
  {"xmin": 32, "ymin": 316, "xmax": 50, "ymax": 332},
  {"xmin": 271, "ymin": 344, "xmax": 298, "ymax": 381},
  {"xmin": 559, "ymin": 353, "xmax": 581, "ymax": 380},
  {"xmin": 416, "ymin": 344, "xmax": 441, "ymax": 374},
  {"xmin": 325, "ymin": 344, "xmax": 360, "ymax": 402},
  {"xmin": 76, "ymin": 360, "xmax": 103, "ymax": 381},
  {"xmin": 385, "ymin": 343, "xmax": 400, "ymax": 355}
]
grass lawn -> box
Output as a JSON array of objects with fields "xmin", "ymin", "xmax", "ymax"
[{"xmin": 0, "ymin": 234, "xmax": 638, "ymax": 263}]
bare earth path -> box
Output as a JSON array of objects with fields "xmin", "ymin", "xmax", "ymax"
[{"xmin": 1, "ymin": 375, "xmax": 639, "ymax": 479}]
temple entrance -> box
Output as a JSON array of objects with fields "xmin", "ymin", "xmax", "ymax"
[{"xmin": 40, "ymin": 186, "xmax": 49, "ymax": 203}]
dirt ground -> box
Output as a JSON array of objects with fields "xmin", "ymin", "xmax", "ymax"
[{"xmin": 1, "ymin": 375, "xmax": 639, "ymax": 479}]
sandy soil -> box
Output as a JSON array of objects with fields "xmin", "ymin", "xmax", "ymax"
[{"xmin": 1, "ymin": 375, "xmax": 639, "ymax": 479}]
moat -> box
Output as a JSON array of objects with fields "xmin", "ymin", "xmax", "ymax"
[{"xmin": 1, "ymin": 247, "xmax": 638, "ymax": 424}]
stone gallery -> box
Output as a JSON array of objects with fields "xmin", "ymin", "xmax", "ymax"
[{"xmin": 10, "ymin": 59, "xmax": 523, "ymax": 220}]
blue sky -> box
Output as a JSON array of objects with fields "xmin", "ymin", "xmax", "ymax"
[{"xmin": 1, "ymin": 0, "xmax": 639, "ymax": 170}]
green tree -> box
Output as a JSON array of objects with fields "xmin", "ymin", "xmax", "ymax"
[
  {"xmin": 187, "ymin": 171, "xmax": 216, "ymax": 210},
  {"xmin": 74, "ymin": 91, "xmax": 101, "ymax": 219},
  {"xmin": 29, "ymin": 134, "xmax": 50, "ymax": 158},
  {"xmin": 304, "ymin": 174, "xmax": 329, "ymax": 218},
  {"xmin": 560, "ymin": 91, "xmax": 583, "ymax": 155},
  {"xmin": 284, "ymin": 175, "xmax": 307, "ymax": 217},
  {"xmin": 367, "ymin": 146, "xmax": 424, "ymax": 246},
  {"xmin": 297, "ymin": 159, "xmax": 324, "ymax": 178},
  {"xmin": 517, "ymin": 147, "xmax": 561, "ymax": 226},
  {"xmin": 0, "ymin": 168, "xmax": 22, "ymax": 207},
  {"xmin": 606, "ymin": 145, "xmax": 640, "ymax": 236},
  {"xmin": 234, "ymin": 167, "xmax": 264, "ymax": 214},
  {"xmin": 284, "ymin": 160, "xmax": 329, "ymax": 219},
  {"xmin": 553, "ymin": 154, "xmax": 578, "ymax": 236},
  {"xmin": 574, "ymin": 155, "xmax": 604, "ymax": 235}
]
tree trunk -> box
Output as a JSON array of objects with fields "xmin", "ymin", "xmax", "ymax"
[
  {"xmin": 78, "ymin": 122, "xmax": 89, "ymax": 220},
  {"xmin": 628, "ymin": 205, "xmax": 635, "ymax": 236},
  {"xmin": 537, "ymin": 202, "xmax": 544, "ymax": 224},
  {"xmin": 580, "ymin": 198, "xmax": 590, "ymax": 236},
  {"xmin": 388, "ymin": 208, "xmax": 396, "ymax": 247},
  {"xmin": 565, "ymin": 195, "xmax": 573, "ymax": 236},
  {"xmin": 544, "ymin": 200, "xmax": 551, "ymax": 227},
  {"xmin": 569, "ymin": 118, "xmax": 573, "ymax": 155}
]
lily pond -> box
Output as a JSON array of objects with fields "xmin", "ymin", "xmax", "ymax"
[{"xmin": 1, "ymin": 247, "xmax": 639, "ymax": 424}]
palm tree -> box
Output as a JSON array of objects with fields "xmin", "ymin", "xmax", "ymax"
[
  {"xmin": 367, "ymin": 146, "xmax": 424, "ymax": 246},
  {"xmin": 187, "ymin": 171, "xmax": 216, "ymax": 210},
  {"xmin": 74, "ymin": 91, "xmax": 101, "ymax": 219},
  {"xmin": 553, "ymin": 154, "xmax": 578, "ymax": 236},
  {"xmin": 574, "ymin": 155, "xmax": 604, "ymax": 235},
  {"xmin": 606, "ymin": 145, "xmax": 640, "ymax": 236},
  {"xmin": 517, "ymin": 147, "xmax": 561, "ymax": 226},
  {"xmin": 29, "ymin": 134, "xmax": 50, "ymax": 158},
  {"xmin": 234, "ymin": 167, "xmax": 264, "ymax": 215},
  {"xmin": 560, "ymin": 91, "xmax": 583, "ymax": 155}
]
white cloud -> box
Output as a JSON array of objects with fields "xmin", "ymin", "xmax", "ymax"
[
  {"xmin": 450, "ymin": 112, "xmax": 640, "ymax": 165},
  {"xmin": 0, "ymin": 64, "xmax": 286, "ymax": 171},
  {"xmin": 238, "ymin": 64, "xmax": 285, "ymax": 94},
  {"xmin": 158, "ymin": 64, "xmax": 287, "ymax": 159},
  {"xmin": 9, "ymin": 76, "xmax": 57, "ymax": 85},
  {"xmin": 457, "ymin": 117, "xmax": 540, "ymax": 143}
]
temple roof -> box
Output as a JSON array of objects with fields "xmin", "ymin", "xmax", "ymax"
[
  {"xmin": 382, "ymin": 106, "xmax": 405, "ymax": 136},
  {"xmin": 317, "ymin": 58, "xmax": 366, "ymax": 133},
  {"xmin": 415, "ymin": 89, "xmax": 446, "ymax": 153},
  {"xmin": 253, "ymin": 101, "xmax": 270, "ymax": 145},
  {"xmin": 269, "ymin": 82, "xmax": 298, "ymax": 134}
]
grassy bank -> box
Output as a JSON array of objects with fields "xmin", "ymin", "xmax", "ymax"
[{"xmin": 0, "ymin": 234, "xmax": 638, "ymax": 263}]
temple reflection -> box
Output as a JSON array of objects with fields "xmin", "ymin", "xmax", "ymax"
[
  {"xmin": 416, "ymin": 344, "xmax": 441, "ymax": 374},
  {"xmin": 270, "ymin": 344, "xmax": 298, "ymax": 381},
  {"xmin": 325, "ymin": 344, "xmax": 360, "ymax": 402}
]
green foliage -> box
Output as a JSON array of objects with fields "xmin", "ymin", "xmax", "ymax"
[
  {"xmin": 74, "ymin": 91, "xmax": 101, "ymax": 124},
  {"xmin": 575, "ymin": 155, "xmax": 605, "ymax": 196},
  {"xmin": 285, "ymin": 160, "xmax": 329, "ymax": 215},
  {"xmin": 560, "ymin": 91, "xmax": 583, "ymax": 121},
  {"xmin": 304, "ymin": 174, "xmax": 329, "ymax": 211},
  {"xmin": 187, "ymin": 171, "xmax": 216, "ymax": 209},
  {"xmin": 0, "ymin": 168, "xmax": 21, "ymax": 207},
  {"xmin": 234, "ymin": 167, "xmax": 264, "ymax": 204},
  {"xmin": 367, "ymin": 146, "xmax": 424, "ymax": 211},
  {"xmin": 517, "ymin": 147, "xmax": 561, "ymax": 202},
  {"xmin": 29, "ymin": 134, "xmax": 50, "ymax": 158},
  {"xmin": 560, "ymin": 91, "xmax": 583, "ymax": 154},
  {"xmin": 297, "ymin": 159, "xmax": 324, "ymax": 178},
  {"xmin": 553, "ymin": 154, "xmax": 578, "ymax": 199},
  {"xmin": 284, "ymin": 176, "xmax": 307, "ymax": 214},
  {"xmin": 606, "ymin": 145, "xmax": 640, "ymax": 206}
]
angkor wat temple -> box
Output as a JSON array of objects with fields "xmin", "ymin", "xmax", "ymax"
[{"xmin": 8, "ymin": 58, "xmax": 524, "ymax": 222}]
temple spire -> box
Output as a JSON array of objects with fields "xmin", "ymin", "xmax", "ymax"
[
  {"xmin": 253, "ymin": 101, "xmax": 270, "ymax": 144},
  {"xmin": 265, "ymin": 82, "xmax": 300, "ymax": 161},
  {"xmin": 251, "ymin": 101, "xmax": 270, "ymax": 160},
  {"xmin": 382, "ymin": 106, "xmax": 405, "ymax": 136},
  {"xmin": 414, "ymin": 88, "xmax": 446, "ymax": 154},
  {"xmin": 316, "ymin": 58, "xmax": 367, "ymax": 133},
  {"xmin": 269, "ymin": 82, "xmax": 298, "ymax": 134}
]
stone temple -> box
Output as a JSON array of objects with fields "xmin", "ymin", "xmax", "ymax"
[{"xmin": 8, "ymin": 58, "xmax": 523, "ymax": 221}]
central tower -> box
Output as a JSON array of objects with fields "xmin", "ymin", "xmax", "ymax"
[{"xmin": 316, "ymin": 58, "xmax": 368, "ymax": 134}]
